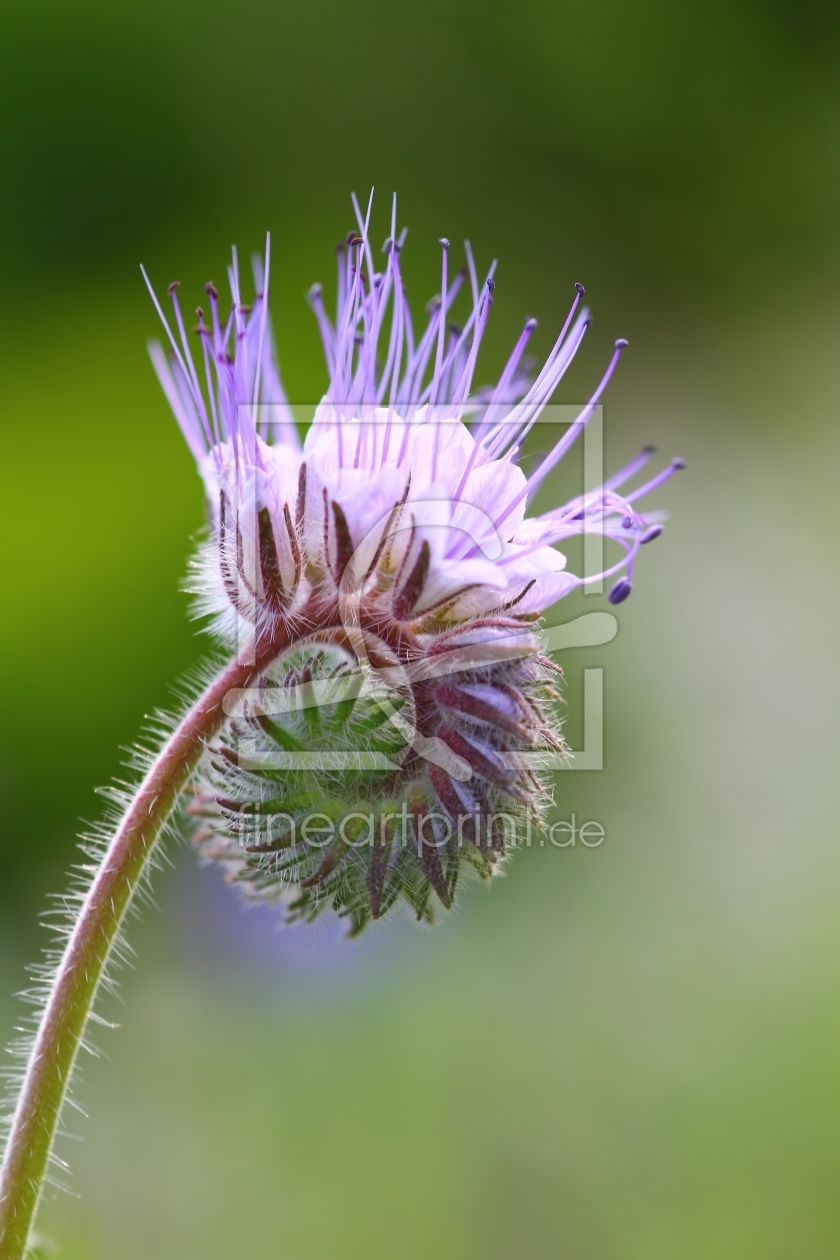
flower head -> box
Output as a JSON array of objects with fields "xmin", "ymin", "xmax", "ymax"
[{"xmin": 145, "ymin": 194, "xmax": 681, "ymax": 932}]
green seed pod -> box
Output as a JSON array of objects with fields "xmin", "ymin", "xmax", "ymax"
[{"xmin": 189, "ymin": 623, "xmax": 564, "ymax": 934}]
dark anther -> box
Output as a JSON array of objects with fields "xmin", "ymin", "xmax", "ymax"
[
  {"xmin": 525, "ymin": 317, "xmax": 538, "ymax": 331},
  {"xmin": 575, "ymin": 282, "xmax": 585, "ymax": 295},
  {"xmin": 205, "ymin": 282, "xmax": 218, "ymax": 301},
  {"xmin": 167, "ymin": 281, "xmax": 181, "ymax": 295},
  {"xmin": 608, "ymin": 577, "xmax": 633, "ymax": 605},
  {"xmin": 487, "ymin": 278, "xmax": 496, "ymax": 292},
  {"xmin": 349, "ymin": 234, "xmax": 364, "ymax": 247},
  {"xmin": 673, "ymin": 458, "xmax": 686, "ymax": 470},
  {"xmin": 643, "ymin": 444, "xmax": 657, "ymax": 454},
  {"xmin": 196, "ymin": 306, "xmax": 204, "ymax": 320},
  {"xmin": 439, "ymin": 237, "xmax": 450, "ymax": 249},
  {"xmin": 640, "ymin": 525, "xmax": 663, "ymax": 544}
]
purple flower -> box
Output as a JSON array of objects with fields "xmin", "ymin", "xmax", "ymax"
[
  {"xmin": 143, "ymin": 195, "xmax": 681, "ymax": 930},
  {"xmin": 145, "ymin": 196, "xmax": 680, "ymax": 632}
]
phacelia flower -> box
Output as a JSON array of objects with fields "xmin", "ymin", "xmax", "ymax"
[{"xmin": 145, "ymin": 195, "xmax": 680, "ymax": 933}]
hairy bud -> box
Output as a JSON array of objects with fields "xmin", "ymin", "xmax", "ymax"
[{"xmin": 189, "ymin": 622, "xmax": 562, "ymax": 932}]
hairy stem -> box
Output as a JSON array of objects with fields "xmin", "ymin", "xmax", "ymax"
[{"xmin": 0, "ymin": 620, "xmax": 304, "ymax": 1260}]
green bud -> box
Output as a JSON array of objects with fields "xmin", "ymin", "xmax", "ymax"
[{"xmin": 190, "ymin": 622, "xmax": 564, "ymax": 934}]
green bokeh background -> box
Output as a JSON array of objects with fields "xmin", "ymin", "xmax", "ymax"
[{"xmin": 1, "ymin": 0, "xmax": 839, "ymax": 1256}]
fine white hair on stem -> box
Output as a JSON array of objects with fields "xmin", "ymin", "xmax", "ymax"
[{"xmin": 0, "ymin": 651, "xmax": 229, "ymax": 1196}]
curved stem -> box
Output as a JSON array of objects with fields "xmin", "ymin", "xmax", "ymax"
[{"xmin": 0, "ymin": 619, "xmax": 304, "ymax": 1260}]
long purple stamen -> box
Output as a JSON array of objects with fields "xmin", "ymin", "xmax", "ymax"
[
  {"xmin": 484, "ymin": 309, "xmax": 589, "ymax": 463},
  {"xmin": 147, "ymin": 342, "xmax": 204, "ymax": 463},
  {"xmin": 626, "ymin": 458, "xmax": 686, "ymax": 503},
  {"xmin": 429, "ymin": 239, "xmax": 450, "ymax": 409},
  {"xmin": 413, "ymin": 275, "xmax": 474, "ymax": 406},
  {"xmin": 476, "ymin": 338, "xmax": 628, "ymax": 550},
  {"xmin": 451, "ymin": 274, "xmax": 495, "ymax": 413},
  {"xmin": 603, "ymin": 445, "xmax": 656, "ymax": 492},
  {"xmin": 308, "ymin": 284, "xmax": 337, "ymax": 376},
  {"xmin": 252, "ymin": 232, "xmax": 271, "ymax": 429},
  {"xmin": 484, "ymin": 283, "xmax": 587, "ymax": 458},
  {"xmin": 145, "ymin": 195, "xmax": 678, "ymax": 637}
]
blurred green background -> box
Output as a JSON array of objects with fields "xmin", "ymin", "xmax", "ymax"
[{"xmin": 2, "ymin": 0, "xmax": 840, "ymax": 1255}]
